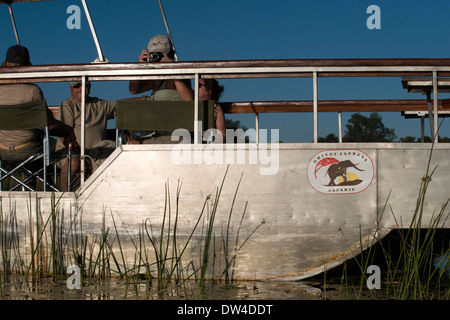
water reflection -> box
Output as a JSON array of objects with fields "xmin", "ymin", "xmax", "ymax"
[
  {"xmin": 0, "ymin": 275, "xmax": 321, "ymax": 300},
  {"xmin": 3, "ymin": 274, "xmax": 448, "ymax": 300}
]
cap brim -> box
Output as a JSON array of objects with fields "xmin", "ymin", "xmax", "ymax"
[{"xmin": 70, "ymin": 81, "xmax": 91, "ymax": 87}]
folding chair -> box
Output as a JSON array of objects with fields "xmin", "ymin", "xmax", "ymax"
[
  {"xmin": 115, "ymin": 99, "xmax": 215, "ymax": 145},
  {"xmin": 0, "ymin": 99, "xmax": 59, "ymax": 191}
]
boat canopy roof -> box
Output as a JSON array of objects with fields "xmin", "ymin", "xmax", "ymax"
[{"xmin": 0, "ymin": 1, "xmax": 54, "ymax": 4}]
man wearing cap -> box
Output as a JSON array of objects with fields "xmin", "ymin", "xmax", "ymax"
[
  {"xmin": 128, "ymin": 35, "xmax": 194, "ymax": 143},
  {"xmin": 55, "ymin": 80, "xmax": 116, "ymax": 190},
  {"xmin": 129, "ymin": 34, "xmax": 193, "ymax": 101},
  {"xmin": 0, "ymin": 45, "xmax": 78, "ymax": 182}
]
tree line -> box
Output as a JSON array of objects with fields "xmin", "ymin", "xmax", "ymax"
[
  {"xmin": 224, "ymin": 113, "xmax": 449, "ymax": 143},
  {"xmin": 318, "ymin": 112, "xmax": 450, "ymax": 143}
]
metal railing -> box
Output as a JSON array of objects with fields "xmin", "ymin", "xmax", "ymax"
[{"xmin": 1, "ymin": 58, "xmax": 450, "ymax": 137}]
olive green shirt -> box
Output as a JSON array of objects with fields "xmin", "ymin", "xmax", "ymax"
[
  {"xmin": 0, "ymin": 83, "xmax": 45, "ymax": 147},
  {"xmin": 56, "ymin": 97, "xmax": 116, "ymax": 151}
]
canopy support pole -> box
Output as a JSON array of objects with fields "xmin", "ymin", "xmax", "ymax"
[
  {"xmin": 338, "ymin": 112, "xmax": 342, "ymax": 143},
  {"xmin": 81, "ymin": 0, "xmax": 105, "ymax": 62},
  {"xmin": 433, "ymin": 71, "xmax": 439, "ymax": 143},
  {"xmin": 194, "ymin": 73, "xmax": 200, "ymax": 144},
  {"xmin": 313, "ymin": 71, "xmax": 318, "ymax": 143},
  {"xmin": 80, "ymin": 76, "xmax": 86, "ymax": 184},
  {"xmin": 157, "ymin": 0, "xmax": 178, "ymax": 61},
  {"xmin": 425, "ymin": 91, "xmax": 433, "ymax": 140},
  {"xmin": 8, "ymin": 3, "xmax": 20, "ymax": 45}
]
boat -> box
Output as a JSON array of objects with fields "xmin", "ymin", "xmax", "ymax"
[{"xmin": 0, "ymin": 0, "xmax": 449, "ymax": 282}]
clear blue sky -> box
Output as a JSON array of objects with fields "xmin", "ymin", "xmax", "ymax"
[{"xmin": 1, "ymin": 0, "xmax": 450, "ymax": 142}]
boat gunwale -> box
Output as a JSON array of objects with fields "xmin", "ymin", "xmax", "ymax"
[{"xmin": 2, "ymin": 59, "xmax": 450, "ymax": 83}]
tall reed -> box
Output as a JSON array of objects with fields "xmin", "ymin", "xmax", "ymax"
[
  {"xmin": 142, "ymin": 171, "xmax": 227, "ymax": 295},
  {"xmin": 380, "ymin": 175, "xmax": 449, "ymax": 299},
  {"xmin": 0, "ymin": 167, "xmax": 265, "ymax": 300},
  {"xmin": 380, "ymin": 133, "xmax": 450, "ymax": 299},
  {"xmin": 335, "ymin": 139, "xmax": 450, "ymax": 300}
]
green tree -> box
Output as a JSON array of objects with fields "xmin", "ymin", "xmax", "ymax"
[
  {"xmin": 225, "ymin": 118, "xmax": 250, "ymax": 143},
  {"xmin": 399, "ymin": 136, "xmax": 417, "ymax": 143},
  {"xmin": 318, "ymin": 133, "xmax": 339, "ymax": 142},
  {"xmin": 225, "ymin": 118, "xmax": 248, "ymax": 131},
  {"xmin": 399, "ymin": 135, "xmax": 450, "ymax": 143},
  {"xmin": 343, "ymin": 112, "xmax": 396, "ymax": 142}
]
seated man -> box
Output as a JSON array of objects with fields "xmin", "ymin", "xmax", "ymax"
[
  {"xmin": 0, "ymin": 45, "xmax": 78, "ymax": 189},
  {"xmin": 55, "ymin": 81, "xmax": 116, "ymax": 191}
]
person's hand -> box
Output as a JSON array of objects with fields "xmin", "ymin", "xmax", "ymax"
[
  {"xmin": 64, "ymin": 131, "xmax": 80, "ymax": 153},
  {"xmin": 84, "ymin": 157, "xmax": 93, "ymax": 175},
  {"xmin": 70, "ymin": 140, "xmax": 81, "ymax": 154},
  {"xmin": 138, "ymin": 49, "xmax": 150, "ymax": 62},
  {"xmin": 160, "ymin": 52, "xmax": 173, "ymax": 63}
]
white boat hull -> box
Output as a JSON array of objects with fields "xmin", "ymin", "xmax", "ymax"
[{"xmin": 1, "ymin": 143, "xmax": 449, "ymax": 280}]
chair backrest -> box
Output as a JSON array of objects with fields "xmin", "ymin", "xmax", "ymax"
[
  {"xmin": 0, "ymin": 99, "xmax": 48, "ymax": 130},
  {"xmin": 116, "ymin": 99, "xmax": 215, "ymax": 132}
]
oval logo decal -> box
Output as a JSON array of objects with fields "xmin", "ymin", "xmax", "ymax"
[{"xmin": 307, "ymin": 150, "xmax": 375, "ymax": 194}]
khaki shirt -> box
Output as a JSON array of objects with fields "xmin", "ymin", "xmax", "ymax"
[
  {"xmin": 56, "ymin": 97, "xmax": 116, "ymax": 151},
  {"xmin": 0, "ymin": 84, "xmax": 44, "ymax": 147}
]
